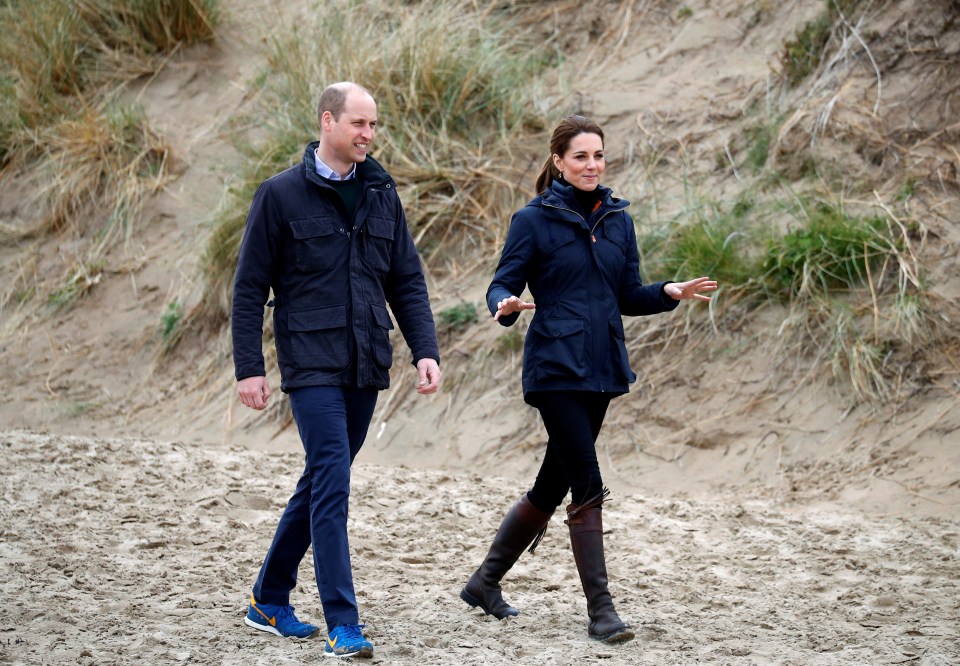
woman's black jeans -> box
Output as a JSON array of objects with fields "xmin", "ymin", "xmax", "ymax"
[{"xmin": 526, "ymin": 390, "xmax": 612, "ymax": 512}]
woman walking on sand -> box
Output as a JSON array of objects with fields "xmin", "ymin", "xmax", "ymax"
[{"xmin": 459, "ymin": 115, "xmax": 716, "ymax": 643}]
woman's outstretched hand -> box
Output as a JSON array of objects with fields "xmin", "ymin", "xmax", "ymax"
[
  {"xmin": 664, "ymin": 277, "xmax": 718, "ymax": 301},
  {"xmin": 494, "ymin": 295, "xmax": 536, "ymax": 320}
]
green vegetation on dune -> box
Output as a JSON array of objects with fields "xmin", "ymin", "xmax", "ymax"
[
  {"xmin": 779, "ymin": 0, "xmax": 866, "ymax": 87},
  {"xmin": 760, "ymin": 204, "xmax": 892, "ymax": 301},
  {"xmin": 438, "ymin": 302, "xmax": 480, "ymax": 334},
  {"xmin": 638, "ymin": 191, "xmax": 910, "ymax": 303},
  {"xmin": 634, "ymin": 179, "xmax": 928, "ymax": 403},
  {"xmin": 638, "ymin": 194, "xmax": 762, "ymax": 291}
]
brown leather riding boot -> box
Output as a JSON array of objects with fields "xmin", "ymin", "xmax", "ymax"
[
  {"xmin": 460, "ymin": 493, "xmax": 552, "ymax": 618},
  {"xmin": 566, "ymin": 490, "xmax": 635, "ymax": 643}
]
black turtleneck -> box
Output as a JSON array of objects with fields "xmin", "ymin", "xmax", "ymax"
[{"xmin": 558, "ymin": 177, "xmax": 602, "ymax": 221}]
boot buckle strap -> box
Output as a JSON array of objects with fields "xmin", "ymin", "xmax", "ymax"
[{"xmin": 565, "ymin": 487, "xmax": 611, "ymax": 522}]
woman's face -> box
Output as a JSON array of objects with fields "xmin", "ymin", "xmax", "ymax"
[{"xmin": 553, "ymin": 132, "xmax": 605, "ymax": 191}]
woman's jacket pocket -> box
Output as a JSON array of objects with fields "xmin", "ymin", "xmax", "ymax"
[
  {"xmin": 608, "ymin": 318, "xmax": 636, "ymax": 383},
  {"xmin": 530, "ymin": 316, "xmax": 587, "ymax": 380}
]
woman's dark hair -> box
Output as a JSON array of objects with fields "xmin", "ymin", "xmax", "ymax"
[{"xmin": 534, "ymin": 115, "xmax": 605, "ymax": 194}]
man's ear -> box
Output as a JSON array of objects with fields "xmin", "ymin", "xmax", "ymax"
[{"xmin": 320, "ymin": 111, "xmax": 333, "ymax": 132}]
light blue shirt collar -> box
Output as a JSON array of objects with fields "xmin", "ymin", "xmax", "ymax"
[{"xmin": 314, "ymin": 149, "xmax": 356, "ymax": 181}]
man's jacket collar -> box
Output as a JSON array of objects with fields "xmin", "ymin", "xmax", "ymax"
[{"xmin": 301, "ymin": 140, "xmax": 394, "ymax": 189}]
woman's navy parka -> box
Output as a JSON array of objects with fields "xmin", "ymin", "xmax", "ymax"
[{"xmin": 487, "ymin": 179, "xmax": 678, "ymax": 400}]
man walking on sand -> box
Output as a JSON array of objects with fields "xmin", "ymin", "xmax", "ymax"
[{"xmin": 231, "ymin": 81, "xmax": 441, "ymax": 659}]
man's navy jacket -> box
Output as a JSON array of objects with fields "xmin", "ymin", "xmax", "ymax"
[{"xmin": 232, "ymin": 142, "xmax": 440, "ymax": 392}]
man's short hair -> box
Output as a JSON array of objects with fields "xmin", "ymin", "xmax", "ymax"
[{"xmin": 317, "ymin": 82, "xmax": 373, "ymax": 124}]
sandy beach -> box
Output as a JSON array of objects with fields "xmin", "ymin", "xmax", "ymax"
[{"xmin": 1, "ymin": 430, "xmax": 956, "ymax": 665}]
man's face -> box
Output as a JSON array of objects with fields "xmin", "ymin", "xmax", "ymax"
[{"xmin": 321, "ymin": 90, "xmax": 377, "ymax": 171}]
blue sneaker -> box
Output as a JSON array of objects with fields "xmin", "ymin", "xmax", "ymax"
[
  {"xmin": 324, "ymin": 624, "xmax": 373, "ymax": 658},
  {"xmin": 244, "ymin": 596, "xmax": 319, "ymax": 638}
]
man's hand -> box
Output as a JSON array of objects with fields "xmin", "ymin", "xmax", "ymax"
[
  {"xmin": 238, "ymin": 376, "xmax": 271, "ymax": 410},
  {"xmin": 416, "ymin": 358, "xmax": 441, "ymax": 395}
]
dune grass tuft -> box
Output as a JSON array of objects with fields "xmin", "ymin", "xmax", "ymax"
[
  {"xmin": 0, "ymin": 0, "xmax": 217, "ymax": 318},
  {"xmin": 0, "ymin": 0, "xmax": 217, "ymax": 164},
  {"xmin": 80, "ymin": 0, "xmax": 219, "ymax": 55},
  {"xmin": 46, "ymin": 260, "xmax": 104, "ymax": 309},
  {"xmin": 438, "ymin": 302, "xmax": 480, "ymax": 334},
  {"xmin": 828, "ymin": 311, "xmax": 890, "ymax": 403},
  {"xmin": 34, "ymin": 102, "xmax": 170, "ymax": 243},
  {"xmin": 760, "ymin": 202, "xmax": 890, "ymax": 300}
]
